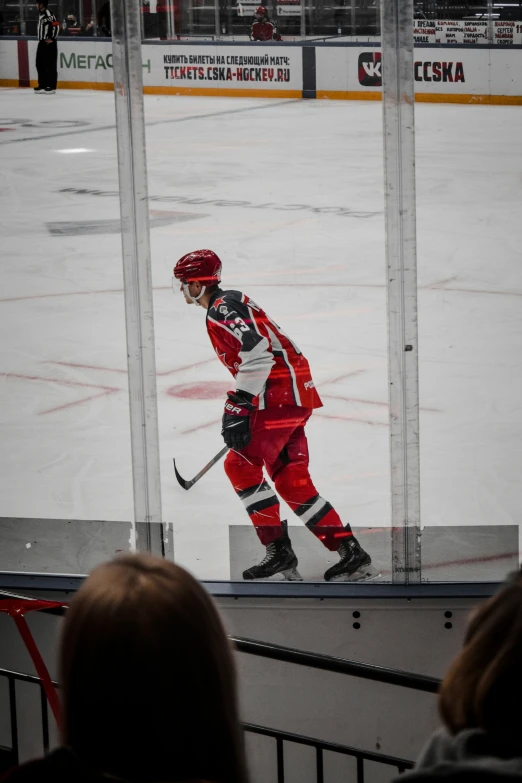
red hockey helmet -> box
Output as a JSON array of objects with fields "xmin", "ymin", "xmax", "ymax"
[
  {"xmin": 255, "ymin": 5, "xmax": 267, "ymax": 15},
  {"xmin": 173, "ymin": 249, "xmax": 222, "ymax": 286}
]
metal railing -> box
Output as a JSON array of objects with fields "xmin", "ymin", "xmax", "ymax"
[
  {"xmin": 0, "ymin": 594, "xmax": 436, "ymax": 779},
  {"xmin": 244, "ymin": 723, "xmax": 413, "ymax": 781},
  {"xmin": 0, "ymin": 666, "xmax": 414, "ymax": 780},
  {"xmin": 0, "ymin": 668, "xmax": 52, "ymax": 766},
  {"xmin": 232, "ymin": 636, "xmax": 441, "ymax": 693}
]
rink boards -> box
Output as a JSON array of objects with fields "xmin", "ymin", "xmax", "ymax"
[{"xmin": 1, "ymin": 38, "xmax": 522, "ymax": 104}]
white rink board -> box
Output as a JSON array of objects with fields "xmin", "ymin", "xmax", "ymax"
[
  {"xmin": 2, "ymin": 39, "xmax": 521, "ymax": 101},
  {"xmin": 0, "ymin": 39, "xmax": 18, "ymax": 82},
  {"xmin": 490, "ymin": 49, "xmax": 522, "ymax": 96}
]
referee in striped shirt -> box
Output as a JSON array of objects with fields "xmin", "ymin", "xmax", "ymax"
[{"xmin": 35, "ymin": 1, "xmax": 60, "ymax": 94}]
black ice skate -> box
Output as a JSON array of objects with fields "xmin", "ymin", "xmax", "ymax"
[
  {"xmin": 243, "ymin": 521, "xmax": 302, "ymax": 581},
  {"xmin": 324, "ymin": 536, "xmax": 378, "ymax": 582}
]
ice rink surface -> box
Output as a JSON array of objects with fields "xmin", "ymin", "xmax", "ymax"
[{"xmin": 1, "ymin": 88, "xmax": 521, "ymax": 581}]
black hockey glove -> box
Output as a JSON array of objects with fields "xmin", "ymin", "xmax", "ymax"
[{"xmin": 222, "ymin": 391, "xmax": 256, "ymax": 451}]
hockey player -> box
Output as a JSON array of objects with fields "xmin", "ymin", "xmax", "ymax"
[
  {"xmin": 250, "ymin": 5, "xmax": 280, "ymax": 41},
  {"xmin": 173, "ymin": 250, "xmax": 374, "ymax": 582}
]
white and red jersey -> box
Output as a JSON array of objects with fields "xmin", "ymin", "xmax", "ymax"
[{"xmin": 206, "ymin": 289, "xmax": 322, "ymax": 411}]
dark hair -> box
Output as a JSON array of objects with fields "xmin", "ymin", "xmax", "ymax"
[
  {"xmin": 439, "ymin": 570, "xmax": 522, "ymax": 745},
  {"xmin": 60, "ymin": 554, "xmax": 248, "ymax": 783}
]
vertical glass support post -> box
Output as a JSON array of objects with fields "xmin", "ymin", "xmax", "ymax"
[
  {"xmin": 19, "ymin": 0, "xmax": 26, "ymax": 35},
  {"xmin": 487, "ymin": 0, "xmax": 494, "ymax": 43},
  {"xmin": 91, "ymin": 0, "xmax": 98, "ymax": 34},
  {"xmin": 300, "ymin": 0, "xmax": 306, "ymax": 38},
  {"xmin": 168, "ymin": 0, "xmax": 177, "ymax": 38},
  {"xmin": 215, "ymin": 0, "xmax": 220, "ymax": 39},
  {"xmin": 380, "ymin": 0, "xmax": 421, "ymax": 583},
  {"xmin": 111, "ymin": 0, "xmax": 164, "ymax": 556},
  {"xmin": 350, "ymin": 0, "xmax": 355, "ymax": 36}
]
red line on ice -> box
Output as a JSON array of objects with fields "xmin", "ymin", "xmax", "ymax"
[
  {"xmin": 422, "ymin": 550, "xmax": 517, "ymax": 572},
  {"xmin": 323, "ymin": 393, "xmax": 389, "ymax": 407},
  {"xmin": 3, "ymin": 372, "xmax": 121, "ymax": 415},
  {"xmin": 314, "ymin": 412, "xmax": 388, "ymax": 427},
  {"xmin": 0, "ymin": 288, "xmax": 125, "ymax": 303},
  {"xmin": 181, "ymin": 418, "xmax": 221, "ymax": 435},
  {"xmin": 48, "ymin": 357, "xmax": 216, "ymax": 376},
  {"xmin": 375, "ymin": 550, "xmax": 516, "ymax": 578},
  {"xmin": 158, "ymin": 358, "xmax": 216, "ymax": 376},
  {"xmin": 2, "ymin": 282, "xmax": 522, "ymax": 303},
  {"xmin": 323, "ymin": 369, "xmax": 366, "ymax": 385},
  {"xmin": 5, "ymin": 373, "xmax": 119, "ymax": 392},
  {"xmin": 48, "ymin": 361, "xmax": 129, "ymax": 374},
  {"xmin": 322, "ymin": 393, "xmax": 440, "ymax": 413},
  {"xmin": 40, "ymin": 389, "xmax": 119, "ymax": 415}
]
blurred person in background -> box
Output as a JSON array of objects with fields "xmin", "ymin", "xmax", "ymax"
[
  {"xmin": 392, "ymin": 570, "xmax": 522, "ymax": 783},
  {"xmin": 0, "ymin": 554, "xmax": 249, "ymax": 783},
  {"xmin": 34, "ymin": 0, "xmax": 60, "ymax": 94},
  {"xmin": 97, "ymin": 1, "xmax": 111, "ymax": 36},
  {"xmin": 84, "ymin": 16, "xmax": 95, "ymax": 34},
  {"xmin": 63, "ymin": 11, "xmax": 83, "ymax": 34},
  {"xmin": 250, "ymin": 5, "xmax": 280, "ymax": 40},
  {"xmin": 499, "ymin": 3, "xmax": 522, "ymax": 20}
]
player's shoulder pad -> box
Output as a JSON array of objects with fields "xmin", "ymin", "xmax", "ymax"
[{"xmin": 208, "ymin": 290, "xmax": 247, "ymax": 321}]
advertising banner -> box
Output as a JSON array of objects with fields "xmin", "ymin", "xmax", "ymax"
[
  {"xmin": 316, "ymin": 46, "xmax": 508, "ymax": 98},
  {"xmin": 398, "ymin": 19, "xmax": 522, "ymax": 46},
  {"xmin": 493, "ymin": 20, "xmax": 522, "ymax": 44},
  {"xmin": 277, "ymin": 0, "xmax": 302, "ymax": 17},
  {"xmin": 413, "ymin": 20, "xmax": 437, "ymax": 44},
  {"xmin": 148, "ymin": 44, "xmax": 302, "ymax": 91},
  {"xmin": 34, "ymin": 39, "xmax": 115, "ymax": 85},
  {"xmin": 1, "ymin": 38, "xmax": 520, "ymax": 102}
]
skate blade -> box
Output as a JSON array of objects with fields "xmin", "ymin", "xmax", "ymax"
[
  {"xmin": 282, "ymin": 567, "xmax": 303, "ymax": 581},
  {"xmin": 243, "ymin": 567, "xmax": 303, "ymax": 582},
  {"xmin": 330, "ymin": 564, "xmax": 381, "ymax": 583}
]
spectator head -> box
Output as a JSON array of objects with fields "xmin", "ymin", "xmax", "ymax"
[
  {"xmin": 439, "ymin": 569, "xmax": 522, "ymax": 747},
  {"xmin": 67, "ymin": 12, "xmax": 77, "ymax": 23},
  {"xmin": 60, "ymin": 554, "xmax": 248, "ymax": 783}
]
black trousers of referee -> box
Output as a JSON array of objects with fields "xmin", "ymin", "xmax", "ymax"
[{"xmin": 36, "ymin": 40, "xmax": 58, "ymax": 90}]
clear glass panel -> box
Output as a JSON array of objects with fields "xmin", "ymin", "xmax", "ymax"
[
  {"xmin": 414, "ymin": 4, "xmax": 522, "ymax": 582},
  {"xmin": 0, "ymin": 56, "xmax": 134, "ymax": 573},
  {"xmin": 9, "ymin": 0, "xmax": 521, "ymax": 585},
  {"xmin": 147, "ymin": 46, "xmax": 390, "ymax": 581},
  {"xmin": 3, "ymin": 0, "xmax": 522, "ymax": 40}
]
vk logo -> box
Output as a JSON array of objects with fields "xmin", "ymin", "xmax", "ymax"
[{"xmin": 358, "ymin": 52, "xmax": 382, "ymax": 86}]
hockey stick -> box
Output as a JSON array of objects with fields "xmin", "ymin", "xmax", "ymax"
[
  {"xmin": 237, "ymin": 2, "xmax": 254, "ymax": 39},
  {"xmin": 173, "ymin": 446, "xmax": 229, "ymax": 490}
]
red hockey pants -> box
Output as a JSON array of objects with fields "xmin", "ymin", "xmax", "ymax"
[{"xmin": 224, "ymin": 406, "xmax": 352, "ymax": 550}]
